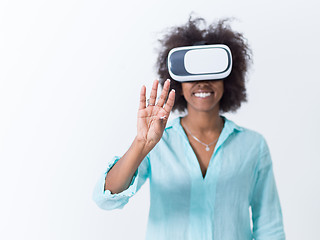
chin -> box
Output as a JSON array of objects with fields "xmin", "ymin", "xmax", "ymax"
[{"xmin": 189, "ymin": 104, "xmax": 218, "ymax": 113}]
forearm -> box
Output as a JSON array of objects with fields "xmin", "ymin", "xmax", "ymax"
[{"xmin": 104, "ymin": 137, "xmax": 153, "ymax": 194}]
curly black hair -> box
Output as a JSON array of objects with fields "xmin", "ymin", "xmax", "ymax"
[{"xmin": 156, "ymin": 16, "xmax": 252, "ymax": 113}]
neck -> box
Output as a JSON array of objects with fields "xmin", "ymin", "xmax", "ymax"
[{"xmin": 181, "ymin": 107, "xmax": 224, "ymax": 135}]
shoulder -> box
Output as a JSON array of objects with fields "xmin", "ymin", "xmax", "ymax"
[
  {"xmin": 225, "ymin": 118, "xmax": 273, "ymax": 169},
  {"xmin": 224, "ymin": 116, "xmax": 269, "ymax": 151},
  {"xmin": 233, "ymin": 122, "xmax": 273, "ymax": 169}
]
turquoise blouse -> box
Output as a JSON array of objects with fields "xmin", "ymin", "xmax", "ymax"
[{"xmin": 92, "ymin": 116, "xmax": 286, "ymax": 240}]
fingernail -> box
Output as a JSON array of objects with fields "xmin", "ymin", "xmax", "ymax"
[
  {"xmin": 167, "ymin": 79, "xmax": 171, "ymax": 83},
  {"xmin": 160, "ymin": 116, "xmax": 166, "ymax": 120},
  {"xmin": 172, "ymin": 89, "xmax": 175, "ymax": 92}
]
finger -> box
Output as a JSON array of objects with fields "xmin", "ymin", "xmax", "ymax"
[
  {"xmin": 156, "ymin": 79, "xmax": 170, "ymax": 108},
  {"xmin": 163, "ymin": 89, "xmax": 175, "ymax": 113},
  {"xmin": 148, "ymin": 80, "xmax": 158, "ymax": 106},
  {"xmin": 139, "ymin": 85, "xmax": 146, "ymax": 110}
]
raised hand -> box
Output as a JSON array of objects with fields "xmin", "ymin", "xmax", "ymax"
[{"xmin": 136, "ymin": 79, "xmax": 175, "ymax": 147}]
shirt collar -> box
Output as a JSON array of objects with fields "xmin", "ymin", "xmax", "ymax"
[
  {"xmin": 166, "ymin": 115, "xmax": 244, "ymax": 133},
  {"xmin": 166, "ymin": 115, "xmax": 243, "ymax": 153}
]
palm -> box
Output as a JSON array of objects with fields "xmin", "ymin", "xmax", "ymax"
[
  {"xmin": 137, "ymin": 79, "xmax": 175, "ymax": 145},
  {"xmin": 138, "ymin": 104, "xmax": 167, "ymax": 142}
]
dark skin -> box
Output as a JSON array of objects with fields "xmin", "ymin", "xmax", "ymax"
[
  {"xmin": 104, "ymin": 79, "xmax": 224, "ymax": 193},
  {"xmin": 104, "ymin": 79, "xmax": 176, "ymax": 193},
  {"xmin": 180, "ymin": 80, "xmax": 225, "ymax": 179}
]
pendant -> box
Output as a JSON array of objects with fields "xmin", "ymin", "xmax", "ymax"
[{"xmin": 205, "ymin": 146, "xmax": 210, "ymax": 151}]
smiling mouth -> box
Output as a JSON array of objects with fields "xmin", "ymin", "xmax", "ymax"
[{"xmin": 193, "ymin": 92, "xmax": 214, "ymax": 98}]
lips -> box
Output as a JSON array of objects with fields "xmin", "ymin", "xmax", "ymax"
[
  {"xmin": 194, "ymin": 92, "xmax": 212, "ymax": 98},
  {"xmin": 192, "ymin": 88, "xmax": 214, "ymax": 98}
]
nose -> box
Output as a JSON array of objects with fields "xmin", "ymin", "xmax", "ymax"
[{"xmin": 195, "ymin": 80, "xmax": 211, "ymax": 86}]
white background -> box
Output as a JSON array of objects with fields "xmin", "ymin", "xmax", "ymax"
[{"xmin": 1, "ymin": 0, "xmax": 319, "ymax": 239}]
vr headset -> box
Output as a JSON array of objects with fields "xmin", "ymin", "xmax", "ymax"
[{"xmin": 167, "ymin": 44, "xmax": 232, "ymax": 82}]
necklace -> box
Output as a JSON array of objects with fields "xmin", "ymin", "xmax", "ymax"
[{"xmin": 183, "ymin": 122, "xmax": 221, "ymax": 152}]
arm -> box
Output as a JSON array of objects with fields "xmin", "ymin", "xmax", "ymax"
[
  {"xmin": 92, "ymin": 79, "xmax": 175, "ymax": 210},
  {"xmin": 105, "ymin": 79, "xmax": 175, "ymax": 194},
  {"xmin": 92, "ymin": 153, "xmax": 150, "ymax": 210},
  {"xmin": 250, "ymin": 138, "xmax": 286, "ymax": 240},
  {"xmin": 104, "ymin": 137, "xmax": 152, "ymax": 194}
]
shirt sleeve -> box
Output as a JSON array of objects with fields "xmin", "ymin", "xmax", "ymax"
[
  {"xmin": 250, "ymin": 137, "xmax": 286, "ymax": 240},
  {"xmin": 92, "ymin": 154, "xmax": 150, "ymax": 210}
]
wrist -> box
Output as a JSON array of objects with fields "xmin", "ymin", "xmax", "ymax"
[
  {"xmin": 133, "ymin": 136, "xmax": 156, "ymax": 155},
  {"xmin": 134, "ymin": 135, "xmax": 147, "ymax": 145}
]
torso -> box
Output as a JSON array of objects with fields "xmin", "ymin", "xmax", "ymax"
[
  {"xmin": 188, "ymin": 137, "xmax": 216, "ymax": 179},
  {"xmin": 180, "ymin": 116, "xmax": 224, "ymax": 179}
]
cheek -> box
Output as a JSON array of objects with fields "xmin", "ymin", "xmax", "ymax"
[
  {"xmin": 181, "ymin": 84, "xmax": 191, "ymax": 96},
  {"xmin": 220, "ymin": 86, "xmax": 224, "ymax": 96},
  {"xmin": 217, "ymin": 82, "xmax": 224, "ymax": 95}
]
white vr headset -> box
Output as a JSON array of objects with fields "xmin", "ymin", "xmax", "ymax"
[{"xmin": 167, "ymin": 44, "xmax": 232, "ymax": 82}]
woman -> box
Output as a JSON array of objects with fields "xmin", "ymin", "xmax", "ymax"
[{"xmin": 93, "ymin": 17, "xmax": 286, "ymax": 240}]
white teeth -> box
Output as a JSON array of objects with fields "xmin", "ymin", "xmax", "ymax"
[{"xmin": 194, "ymin": 92, "xmax": 212, "ymax": 98}]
